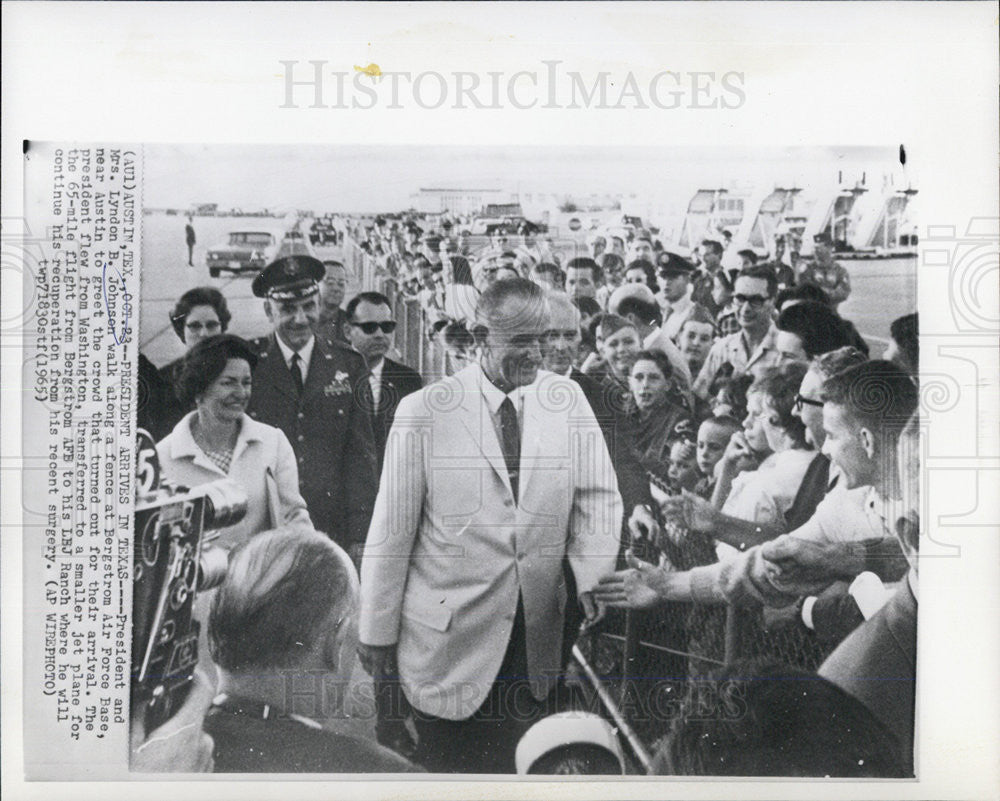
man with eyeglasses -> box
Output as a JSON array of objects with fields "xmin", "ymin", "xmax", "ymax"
[
  {"xmin": 343, "ymin": 291, "xmax": 423, "ymax": 470},
  {"xmin": 247, "ymin": 256, "xmax": 378, "ymax": 559},
  {"xmin": 692, "ymin": 265, "xmax": 781, "ymax": 399}
]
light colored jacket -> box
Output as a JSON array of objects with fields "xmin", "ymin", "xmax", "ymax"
[
  {"xmin": 156, "ymin": 412, "xmax": 311, "ymax": 550},
  {"xmin": 359, "ymin": 364, "xmax": 622, "ymax": 720}
]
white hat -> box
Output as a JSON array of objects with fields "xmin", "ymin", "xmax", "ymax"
[
  {"xmin": 515, "ymin": 712, "xmax": 625, "ymax": 774},
  {"xmin": 608, "ymin": 282, "xmax": 657, "ymax": 314}
]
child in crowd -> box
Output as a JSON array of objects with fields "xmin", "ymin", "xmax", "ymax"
[
  {"xmin": 693, "ymin": 415, "xmax": 743, "ymax": 499},
  {"xmin": 675, "ymin": 306, "xmax": 716, "ymax": 379},
  {"xmin": 709, "ymin": 373, "xmax": 753, "ymax": 422},
  {"xmin": 666, "ymin": 439, "xmax": 701, "ymax": 493}
]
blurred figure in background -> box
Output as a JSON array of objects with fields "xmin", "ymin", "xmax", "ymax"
[
  {"xmin": 316, "ymin": 260, "xmax": 351, "ymax": 347},
  {"xmin": 799, "ymin": 232, "xmax": 851, "ymax": 309}
]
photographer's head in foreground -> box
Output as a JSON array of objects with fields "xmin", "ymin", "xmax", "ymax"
[{"xmin": 203, "ymin": 527, "xmax": 418, "ymax": 773}]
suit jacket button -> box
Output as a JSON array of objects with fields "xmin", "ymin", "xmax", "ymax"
[
  {"xmin": 517, "ymin": 552, "xmax": 526, "ymax": 561},
  {"xmin": 297, "ymin": 412, "xmax": 304, "ymax": 419},
  {"xmin": 338, "ymin": 409, "xmax": 344, "ymax": 416}
]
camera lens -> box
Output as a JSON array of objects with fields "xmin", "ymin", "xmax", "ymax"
[{"xmin": 201, "ymin": 480, "xmax": 248, "ymax": 530}]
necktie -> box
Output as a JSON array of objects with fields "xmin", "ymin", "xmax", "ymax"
[
  {"xmin": 499, "ymin": 396, "xmax": 520, "ymax": 503},
  {"xmin": 290, "ymin": 352, "xmax": 304, "ymax": 395}
]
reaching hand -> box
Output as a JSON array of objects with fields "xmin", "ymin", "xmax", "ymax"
[
  {"xmin": 628, "ymin": 504, "xmax": 661, "ymax": 545},
  {"xmin": 761, "ymin": 536, "xmax": 860, "ymax": 587},
  {"xmin": 593, "ymin": 549, "xmax": 668, "ymax": 609},
  {"xmin": 660, "ymin": 489, "xmax": 718, "ymax": 533},
  {"xmin": 579, "ymin": 590, "xmax": 606, "ymax": 630}
]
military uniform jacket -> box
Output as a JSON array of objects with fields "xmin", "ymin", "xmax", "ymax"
[{"xmin": 247, "ymin": 334, "xmax": 378, "ymax": 546}]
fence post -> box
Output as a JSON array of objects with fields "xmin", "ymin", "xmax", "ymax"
[{"xmin": 723, "ymin": 605, "xmax": 739, "ymax": 665}]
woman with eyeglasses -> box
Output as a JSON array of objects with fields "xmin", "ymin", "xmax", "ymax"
[{"xmin": 158, "ymin": 287, "xmax": 233, "ymax": 432}]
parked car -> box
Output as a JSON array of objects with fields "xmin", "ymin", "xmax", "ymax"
[{"xmin": 205, "ymin": 230, "xmax": 282, "ymax": 277}]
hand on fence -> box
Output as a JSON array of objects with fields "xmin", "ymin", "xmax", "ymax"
[
  {"xmin": 593, "ymin": 548, "xmax": 669, "ymax": 609},
  {"xmin": 628, "ymin": 503, "xmax": 661, "ymax": 546},
  {"xmin": 660, "ymin": 489, "xmax": 718, "ymax": 533},
  {"xmin": 579, "ymin": 590, "xmax": 607, "ymax": 630}
]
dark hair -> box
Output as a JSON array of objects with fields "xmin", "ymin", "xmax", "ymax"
[
  {"xmin": 701, "ymin": 414, "xmax": 742, "ymax": 438},
  {"xmin": 169, "ymin": 286, "xmax": 231, "ymax": 342},
  {"xmin": 565, "ymin": 256, "xmax": 602, "ymax": 284},
  {"xmin": 176, "ymin": 334, "xmax": 258, "ymax": 407},
  {"xmin": 572, "ymin": 295, "xmax": 602, "ymax": 318},
  {"xmin": 624, "ymin": 259, "xmax": 658, "ymax": 293},
  {"xmin": 736, "ymin": 265, "xmax": 778, "ymax": 298},
  {"xmin": 528, "ymin": 743, "xmax": 623, "ymax": 775},
  {"xmin": 775, "ymin": 281, "xmax": 831, "ymax": 309},
  {"xmin": 821, "ymin": 359, "xmax": 919, "ymax": 441},
  {"xmin": 443, "ymin": 320, "xmax": 474, "ymax": 350},
  {"xmin": 598, "ymin": 252, "xmax": 625, "ymax": 276},
  {"xmin": 776, "ymin": 300, "xmax": 857, "ymax": 359},
  {"xmin": 630, "ymin": 349, "xmax": 674, "ymax": 381},
  {"xmin": 701, "ymin": 240, "xmax": 724, "ymax": 257},
  {"xmin": 750, "ymin": 362, "xmax": 810, "ymax": 448},
  {"xmin": 812, "ymin": 345, "xmax": 868, "ymax": 379},
  {"xmin": 710, "ymin": 372, "xmax": 754, "ymax": 421},
  {"xmin": 209, "ymin": 528, "xmax": 354, "ymax": 672},
  {"xmin": 653, "ymin": 660, "xmax": 905, "ymax": 777},
  {"xmin": 532, "ymin": 261, "xmax": 564, "ymax": 287},
  {"xmin": 679, "ymin": 304, "xmax": 717, "ymax": 334},
  {"xmin": 428, "ymin": 317, "xmax": 451, "ymax": 340},
  {"xmin": 615, "ymin": 295, "xmax": 661, "ymax": 327},
  {"xmin": 889, "ymin": 312, "xmax": 918, "ymax": 374},
  {"xmin": 345, "ymin": 291, "xmax": 391, "ymax": 320},
  {"xmin": 449, "ymin": 255, "xmax": 474, "ymax": 285}
]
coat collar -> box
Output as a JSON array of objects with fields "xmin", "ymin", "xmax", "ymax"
[{"xmin": 166, "ymin": 412, "xmax": 264, "ymax": 475}]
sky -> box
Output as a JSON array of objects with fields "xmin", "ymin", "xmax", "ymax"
[{"xmin": 142, "ymin": 143, "xmax": 908, "ymax": 214}]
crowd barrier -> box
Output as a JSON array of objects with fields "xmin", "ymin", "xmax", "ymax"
[{"xmin": 337, "ymin": 226, "xmax": 836, "ymax": 767}]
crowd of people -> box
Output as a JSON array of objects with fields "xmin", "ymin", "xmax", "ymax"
[{"xmin": 134, "ymin": 211, "xmax": 921, "ymax": 778}]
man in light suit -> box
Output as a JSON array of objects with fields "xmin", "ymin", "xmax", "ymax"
[{"xmin": 358, "ymin": 278, "xmax": 623, "ymax": 773}]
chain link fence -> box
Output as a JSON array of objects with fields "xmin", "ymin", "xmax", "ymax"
[{"xmin": 339, "ymin": 223, "xmax": 839, "ymax": 770}]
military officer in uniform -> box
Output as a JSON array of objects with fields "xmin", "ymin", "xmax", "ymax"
[{"xmin": 247, "ymin": 256, "xmax": 379, "ymax": 560}]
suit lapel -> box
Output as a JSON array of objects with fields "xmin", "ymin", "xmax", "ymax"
[{"xmin": 455, "ymin": 366, "xmax": 512, "ymax": 497}]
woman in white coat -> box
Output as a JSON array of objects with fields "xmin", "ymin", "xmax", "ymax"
[{"xmin": 157, "ymin": 334, "xmax": 311, "ymax": 550}]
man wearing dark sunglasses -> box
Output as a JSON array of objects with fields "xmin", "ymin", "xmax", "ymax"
[{"xmin": 344, "ymin": 292, "xmax": 423, "ymax": 468}]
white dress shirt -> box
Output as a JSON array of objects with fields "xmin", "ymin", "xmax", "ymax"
[
  {"xmin": 368, "ymin": 358, "xmax": 385, "ymax": 413},
  {"xmin": 273, "ymin": 333, "xmax": 315, "ymax": 385}
]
